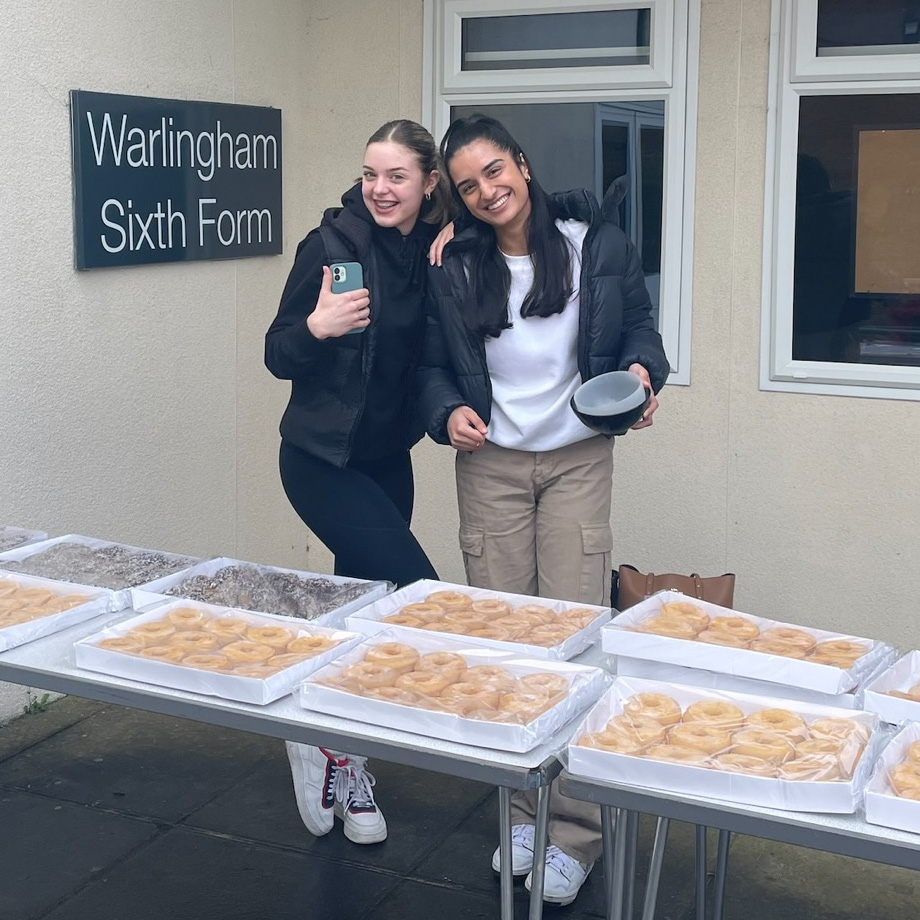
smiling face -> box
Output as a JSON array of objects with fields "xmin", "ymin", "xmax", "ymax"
[
  {"xmin": 362, "ymin": 141, "xmax": 438, "ymax": 236},
  {"xmin": 447, "ymin": 138, "xmax": 532, "ymax": 247}
]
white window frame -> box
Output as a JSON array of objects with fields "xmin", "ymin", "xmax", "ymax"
[
  {"xmin": 762, "ymin": 0, "xmax": 920, "ymax": 398},
  {"xmin": 424, "ymin": 0, "xmax": 699, "ymax": 385}
]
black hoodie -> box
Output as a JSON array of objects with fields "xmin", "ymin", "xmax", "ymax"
[{"xmin": 265, "ymin": 184, "xmax": 437, "ymax": 467}]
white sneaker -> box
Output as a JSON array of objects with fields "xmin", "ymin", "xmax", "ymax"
[
  {"xmin": 525, "ymin": 845, "xmax": 593, "ymax": 906},
  {"xmin": 286, "ymin": 742, "xmax": 346, "ymax": 837},
  {"xmin": 491, "ymin": 823, "xmax": 536, "ymax": 876},
  {"xmin": 332, "ymin": 753, "xmax": 387, "ymax": 844}
]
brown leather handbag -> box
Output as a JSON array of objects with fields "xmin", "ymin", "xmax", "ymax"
[{"xmin": 612, "ymin": 564, "xmax": 735, "ymax": 610}]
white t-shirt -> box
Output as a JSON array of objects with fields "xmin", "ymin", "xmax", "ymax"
[{"xmin": 485, "ymin": 219, "xmax": 595, "ymax": 451}]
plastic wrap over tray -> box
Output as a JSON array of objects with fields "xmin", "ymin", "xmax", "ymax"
[
  {"xmin": 344, "ymin": 578, "xmax": 610, "ymax": 661},
  {"xmin": 0, "ymin": 526, "xmax": 49, "ymax": 553},
  {"xmin": 75, "ymin": 599, "xmax": 363, "ymax": 705},
  {"xmin": 129, "ymin": 556, "xmax": 390, "ymax": 626},
  {"xmin": 601, "ymin": 590, "xmax": 892, "ymax": 695},
  {"xmin": 0, "ymin": 534, "xmax": 200, "ymax": 608},
  {"xmin": 297, "ymin": 628, "xmax": 610, "ymax": 753},
  {"xmin": 566, "ymin": 676, "xmax": 882, "ymax": 813},
  {"xmin": 0, "ymin": 572, "xmax": 117, "ymax": 652},
  {"xmin": 863, "ymin": 650, "xmax": 920, "ymax": 725},
  {"xmin": 865, "ymin": 721, "xmax": 920, "ymax": 835}
]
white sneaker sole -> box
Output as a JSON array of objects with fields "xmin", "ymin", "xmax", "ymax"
[
  {"xmin": 491, "ymin": 853, "xmax": 532, "ymax": 876},
  {"xmin": 334, "ymin": 802, "xmax": 387, "ymax": 844},
  {"xmin": 286, "ymin": 742, "xmax": 333, "ymax": 837},
  {"xmin": 524, "ymin": 864, "xmax": 592, "ymax": 906}
]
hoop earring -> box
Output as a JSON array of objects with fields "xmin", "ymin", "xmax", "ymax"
[
  {"xmin": 525, "ymin": 176, "xmax": 531, "ymax": 183},
  {"xmin": 425, "ymin": 193, "xmax": 431, "ymax": 200}
]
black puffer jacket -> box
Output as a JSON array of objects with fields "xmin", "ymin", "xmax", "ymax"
[
  {"xmin": 265, "ymin": 185, "xmax": 432, "ymax": 467},
  {"xmin": 415, "ymin": 188, "xmax": 670, "ymax": 444}
]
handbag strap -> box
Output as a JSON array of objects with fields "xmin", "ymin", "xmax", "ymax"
[
  {"xmin": 690, "ymin": 574, "xmax": 704, "ymax": 599},
  {"xmin": 645, "ymin": 572, "xmax": 656, "ymax": 597}
]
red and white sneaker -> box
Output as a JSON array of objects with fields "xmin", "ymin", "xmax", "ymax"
[
  {"xmin": 332, "ymin": 753, "xmax": 387, "ymax": 844},
  {"xmin": 285, "ymin": 742, "xmax": 347, "ymax": 837}
]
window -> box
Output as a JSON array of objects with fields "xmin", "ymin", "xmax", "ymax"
[
  {"xmin": 424, "ymin": 0, "xmax": 699, "ymax": 384},
  {"xmin": 763, "ymin": 0, "xmax": 920, "ymax": 396}
]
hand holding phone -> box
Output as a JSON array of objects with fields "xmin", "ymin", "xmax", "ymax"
[{"xmin": 306, "ymin": 263, "xmax": 370, "ymax": 339}]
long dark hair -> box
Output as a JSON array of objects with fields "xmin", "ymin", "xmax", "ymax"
[
  {"xmin": 366, "ymin": 120, "xmax": 453, "ymax": 228},
  {"xmin": 440, "ymin": 114, "xmax": 574, "ymax": 338}
]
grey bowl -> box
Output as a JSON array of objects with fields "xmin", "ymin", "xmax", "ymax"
[{"xmin": 570, "ymin": 371, "xmax": 650, "ymax": 436}]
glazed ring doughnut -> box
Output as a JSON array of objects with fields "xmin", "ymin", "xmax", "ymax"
[
  {"xmin": 425, "ymin": 590, "xmax": 472, "ymax": 610},
  {"xmin": 440, "ymin": 682, "xmax": 501, "ymax": 712},
  {"xmin": 222, "ymin": 640, "xmax": 275, "ymax": 664},
  {"xmin": 400, "ymin": 602, "xmax": 448, "ymax": 618},
  {"xmin": 342, "ymin": 661, "xmax": 398, "ymax": 689},
  {"xmin": 470, "ymin": 598, "xmax": 513, "ymax": 618},
  {"xmin": 362, "ymin": 686, "xmax": 421, "ymax": 706},
  {"xmin": 492, "ymin": 615, "xmax": 536, "ymax": 637},
  {"xmin": 202, "ymin": 617, "xmax": 250, "ymax": 640},
  {"xmin": 382, "ymin": 613, "xmax": 427, "ymax": 628},
  {"xmin": 96, "ymin": 636, "xmax": 147, "ymax": 654},
  {"xmin": 645, "ymin": 743, "xmax": 709, "ymax": 765},
  {"xmin": 760, "ymin": 627, "xmax": 816, "ymax": 651},
  {"xmin": 16, "ymin": 588, "xmax": 53, "ymax": 604},
  {"xmin": 415, "ymin": 651, "xmax": 466, "ymax": 680},
  {"xmin": 0, "ymin": 611, "xmax": 33, "ymax": 627},
  {"xmin": 731, "ymin": 729, "xmax": 795, "ymax": 764},
  {"xmin": 681, "ymin": 700, "xmax": 745, "ymax": 729},
  {"xmin": 623, "ymin": 692, "xmax": 682, "ymax": 726},
  {"xmin": 808, "ymin": 718, "xmax": 870, "ymax": 742},
  {"xmin": 47, "ymin": 594, "xmax": 93, "ymax": 611},
  {"xmin": 169, "ymin": 630, "xmax": 220, "ymax": 652},
  {"xmin": 889, "ymin": 762, "xmax": 920, "ymax": 796},
  {"xmin": 17, "ymin": 605, "xmax": 54, "ymax": 620},
  {"xmin": 167, "ymin": 607, "xmax": 207, "ymax": 628},
  {"xmin": 606, "ymin": 714, "xmax": 668, "ymax": 748},
  {"xmin": 696, "ymin": 629, "xmax": 752, "ymax": 649},
  {"xmin": 466, "ymin": 625, "xmax": 514, "ymax": 641},
  {"xmin": 244, "ymin": 625, "xmax": 295, "ymax": 649},
  {"xmin": 749, "ymin": 638, "xmax": 808, "ymax": 659},
  {"xmin": 795, "ymin": 738, "xmax": 845, "ymax": 757},
  {"xmin": 139, "ymin": 644, "xmax": 187, "ymax": 663},
  {"xmin": 708, "ymin": 616, "xmax": 761, "ymax": 641},
  {"xmin": 744, "ymin": 708, "xmax": 807, "ymax": 739},
  {"xmin": 578, "ymin": 730, "xmax": 644, "ymax": 754},
  {"xmin": 640, "ymin": 616, "xmax": 699, "ymax": 640},
  {"xmin": 365, "ymin": 642, "xmax": 420, "ymax": 674},
  {"xmin": 807, "ymin": 650, "xmax": 860, "ymax": 669},
  {"xmin": 565, "ymin": 607, "xmax": 600, "ymax": 630},
  {"xmin": 287, "ymin": 635, "xmax": 336, "ymax": 656},
  {"xmin": 264, "ymin": 652, "xmax": 312, "ymax": 671},
  {"xmin": 233, "ymin": 663, "xmax": 279, "ymax": 679},
  {"xmin": 518, "ymin": 672, "xmax": 569, "ymax": 699},
  {"xmin": 658, "ymin": 602, "xmax": 710, "ymax": 631},
  {"xmin": 888, "ymin": 684, "xmax": 920, "ymax": 702},
  {"xmin": 496, "ymin": 690, "xmax": 552, "ymax": 721},
  {"xmin": 668, "ymin": 723, "xmax": 733, "ymax": 755},
  {"xmin": 812, "ymin": 639, "xmax": 870, "ymax": 660},
  {"xmin": 778, "ymin": 756, "xmax": 842, "ymax": 781},
  {"xmin": 442, "ymin": 607, "xmax": 489, "ymax": 625},
  {"xmin": 393, "ymin": 669, "xmax": 453, "ymax": 696},
  {"xmin": 711, "ymin": 753, "xmax": 776, "ymax": 777},
  {"xmin": 526, "ymin": 624, "xmax": 573, "ymax": 647},
  {"xmin": 906, "ymin": 740, "xmax": 920, "ymax": 764},
  {"xmin": 182, "ymin": 653, "xmax": 230, "ymax": 672},
  {"xmin": 515, "ymin": 604, "xmax": 558, "ymax": 624},
  {"xmin": 128, "ymin": 621, "xmax": 177, "ymax": 644},
  {"xmin": 897, "ymin": 787, "xmax": 920, "ymax": 801},
  {"xmin": 463, "ymin": 665, "xmax": 518, "ymax": 692}
]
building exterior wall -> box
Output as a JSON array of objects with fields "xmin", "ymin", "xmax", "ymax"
[{"xmin": 0, "ymin": 0, "xmax": 917, "ymax": 719}]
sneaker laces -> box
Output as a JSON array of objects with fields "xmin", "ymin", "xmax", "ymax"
[
  {"xmin": 511, "ymin": 824, "xmax": 535, "ymax": 848},
  {"xmin": 320, "ymin": 748, "xmax": 348, "ymax": 803},
  {"xmin": 544, "ymin": 846, "xmax": 585, "ymax": 882},
  {"xmin": 332, "ymin": 757, "xmax": 378, "ymax": 811}
]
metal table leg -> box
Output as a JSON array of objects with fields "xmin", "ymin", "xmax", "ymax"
[
  {"xmin": 610, "ymin": 808, "xmax": 630, "ymax": 920},
  {"xmin": 601, "ymin": 805, "xmax": 618, "ymax": 920},
  {"xmin": 498, "ymin": 787, "xmax": 514, "ymax": 920},
  {"xmin": 624, "ymin": 810, "xmax": 640, "ymax": 919},
  {"xmin": 695, "ymin": 824, "xmax": 707, "ymax": 920},
  {"xmin": 528, "ymin": 783, "xmax": 551, "ymax": 920},
  {"xmin": 641, "ymin": 816, "xmax": 670, "ymax": 920},
  {"xmin": 712, "ymin": 829, "xmax": 731, "ymax": 920}
]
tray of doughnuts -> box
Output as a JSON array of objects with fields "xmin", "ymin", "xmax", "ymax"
[
  {"xmin": 297, "ymin": 628, "xmax": 609, "ymax": 752},
  {"xmin": 75, "ymin": 599, "xmax": 363, "ymax": 705},
  {"xmin": 862, "ymin": 650, "xmax": 920, "ymax": 725},
  {"xmin": 602, "ymin": 591, "xmax": 893, "ymax": 695},
  {"xmin": 343, "ymin": 579, "xmax": 611, "ymax": 661},
  {"xmin": 865, "ymin": 722, "xmax": 920, "ymax": 834},
  {"xmin": 129, "ymin": 556, "xmax": 390, "ymax": 626},
  {"xmin": 0, "ymin": 534, "xmax": 200, "ymax": 608},
  {"xmin": 0, "ymin": 526, "xmax": 48, "ymax": 554},
  {"xmin": 0, "ymin": 572, "xmax": 116, "ymax": 652},
  {"xmin": 566, "ymin": 677, "xmax": 882, "ymax": 813}
]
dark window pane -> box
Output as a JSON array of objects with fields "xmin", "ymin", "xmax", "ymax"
[
  {"xmin": 817, "ymin": 1, "xmax": 920, "ymax": 55},
  {"xmin": 462, "ymin": 10, "xmax": 651, "ymax": 71},
  {"xmin": 794, "ymin": 93, "xmax": 920, "ymax": 365}
]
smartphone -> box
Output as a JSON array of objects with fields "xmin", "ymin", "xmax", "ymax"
[{"xmin": 330, "ymin": 261, "xmax": 366, "ymax": 334}]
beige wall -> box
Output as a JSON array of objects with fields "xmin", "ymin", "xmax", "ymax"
[{"xmin": 1, "ymin": 0, "xmax": 917, "ymax": 719}]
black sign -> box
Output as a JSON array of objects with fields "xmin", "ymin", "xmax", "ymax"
[{"xmin": 71, "ymin": 90, "xmax": 282, "ymax": 269}]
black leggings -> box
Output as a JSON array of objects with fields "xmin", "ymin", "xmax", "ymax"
[{"xmin": 279, "ymin": 441, "xmax": 438, "ymax": 587}]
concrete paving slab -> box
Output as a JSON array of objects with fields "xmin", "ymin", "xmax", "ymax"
[{"xmin": 0, "ymin": 697, "xmax": 105, "ymax": 761}]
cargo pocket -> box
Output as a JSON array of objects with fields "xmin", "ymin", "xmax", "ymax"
[
  {"xmin": 458, "ymin": 525, "xmax": 485, "ymax": 585},
  {"xmin": 580, "ymin": 523, "xmax": 612, "ymax": 605}
]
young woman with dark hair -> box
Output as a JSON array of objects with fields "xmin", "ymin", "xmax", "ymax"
[
  {"xmin": 265, "ymin": 118, "xmax": 452, "ymax": 848},
  {"xmin": 417, "ymin": 113, "xmax": 669, "ymax": 905}
]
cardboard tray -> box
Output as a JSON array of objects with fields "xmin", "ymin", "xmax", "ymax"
[
  {"xmin": 344, "ymin": 578, "xmax": 610, "ymax": 661},
  {"xmin": 566, "ymin": 676, "xmax": 882, "ymax": 813},
  {"xmin": 863, "ymin": 650, "xmax": 920, "ymax": 725},
  {"xmin": 865, "ymin": 721, "xmax": 920, "ymax": 835},
  {"xmin": 75, "ymin": 599, "xmax": 363, "ymax": 705}
]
